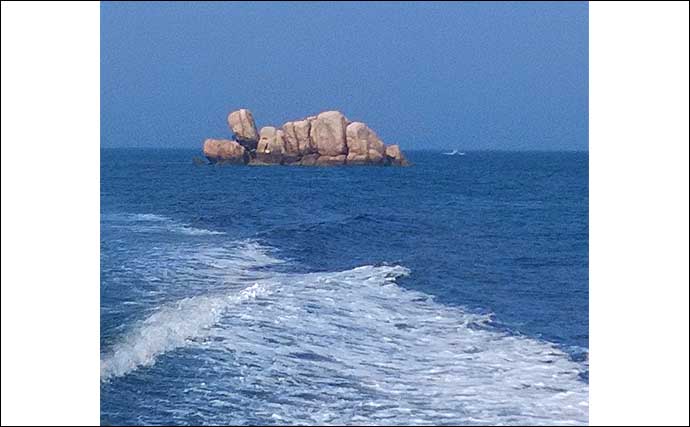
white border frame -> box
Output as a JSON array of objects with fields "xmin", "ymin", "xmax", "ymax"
[
  {"xmin": 1, "ymin": 2, "xmax": 688, "ymax": 425},
  {"xmin": 590, "ymin": 1, "xmax": 689, "ymax": 425},
  {"xmin": 1, "ymin": 1, "xmax": 100, "ymax": 425}
]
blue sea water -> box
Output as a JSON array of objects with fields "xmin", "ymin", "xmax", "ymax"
[{"xmin": 100, "ymin": 149, "xmax": 588, "ymax": 425}]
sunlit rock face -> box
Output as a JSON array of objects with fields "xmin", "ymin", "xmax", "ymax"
[
  {"xmin": 254, "ymin": 127, "xmax": 286, "ymax": 165},
  {"xmin": 346, "ymin": 122, "xmax": 385, "ymax": 165},
  {"xmin": 309, "ymin": 110, "xmax": 348, "ymax": 157},
  {"xmin": 205, "ymin": 109, "xmax": 409, "ymax": 167},
  {"xmin": 227, "ymin": 109, "xmax": 259, "ymax": 150},
  {"xmin": 203, "ymin": 139, "xmax": 248, "ymax": 164},
  {"xmin": 385, "ymin": 144, "xmax": 409, "ymax": 166}
]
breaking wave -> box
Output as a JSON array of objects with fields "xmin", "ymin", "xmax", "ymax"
[{"xmin": 100, "ymin": 283, "xmax": 269, "ymax": 379}]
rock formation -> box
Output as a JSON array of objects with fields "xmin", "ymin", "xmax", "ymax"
[
  {"xmin": 255, "ymin": 127, "xmax": 286, "ymax": 165},
  {"xmin": 203, "ymin": 139, "xmax": 248, "ymax": 164},
  {"xmin": 204, "ymin": 109, "xmax": 409, "ymax": 166},
  {"xmin": 385, "ymin": 144, "xmax": 409, "ymax": 166},
  {"xmin": 282, "ymin": 118, "xmax": 316, "ymax": 156},
  {"xmin": 310, "ymin": 111, "xmax": 349, "ymax": 157},
  {"xmin": 346, "ymin": 122, "xmax": 386, "ymax": 165},
  {"xmin": 227, "ymin": 109, "xmax": 259, "ymax": 150}
]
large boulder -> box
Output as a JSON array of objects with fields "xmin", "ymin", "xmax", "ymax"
[
  {"xmin": 310, "ymin": 111, "xmax": 348, "ymax": 157},
  {"xmin": 203, "ymin": 139, "xmax": 248, "ymax": 164},
  {"xmin": 283, "ymin": 118, "xmax": 316, "ymax": 156},
  {"xmin": 255, "ymin": 126, "xmax": 286, "ymax": 164},
  {"xmin": 280, "ymin": 127, "xmax": 301, "ymax": 164},
  {"xmin": 385, "ymin": 144, "xmax": 410, "ymax": 166},
  {"xmin": 227, "ymin": 109, "xmax": 259, "ymax": 149},
  {"xmin": 346, "ymin": 122, "xmax": 385, "ymax": 165},
  {"xmin": 281, "ymin": 122, "xmax": 300, "ymax": 157}
]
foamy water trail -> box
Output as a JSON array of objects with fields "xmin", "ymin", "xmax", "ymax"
[
  {"xmin": 100, "ymin": 283, "xmax": 270, "ymax": 379},
  {"xmin": 192, "ymin": 264, "xmax": 588, "ymax": 426},
  {"xmin": 101, "ymin": 214, "xmax": 588, "ymax": 425},
  {"xmin": 100, "ymin": 231, "xmax": 282, "ymax": 379}
]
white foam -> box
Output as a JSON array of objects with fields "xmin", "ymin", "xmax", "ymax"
[
  {"xmin": 167, "ymin": 224, "xmax": 225, "ymax": 236},
  {"xmin": 101, "ymin": 235, "xmax": 588, "ymax": 424},
  {"xmin": 102, "ymin": 212, "xmax": 226, "ymax": 236},
  {"xmin": 129, "ymin": 213, "xmax": 168, "ymax": 222},
  {"xmin": 101, "ymin": 238, "xmax": 284, "ymax": 379},
  {"xmin": 102, "ymin": 213, "xmax": 168, "ymax": 222},
  {"xmin": 100, "ymin": 283, "xmax": 269, "ymax": 379},
  {"xmin": 194, "ymin": 264, "xmax": 589, "ymax": 425}
]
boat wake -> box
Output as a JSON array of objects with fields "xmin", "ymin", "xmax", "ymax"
[{"xmin": 100, "ymin": 213, "xmax": 588, "ymax": 425}]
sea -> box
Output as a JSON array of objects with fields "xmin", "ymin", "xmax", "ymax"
[{"xmin": 100, "ymin": 149, "xmax": 589, "ymax": 426}]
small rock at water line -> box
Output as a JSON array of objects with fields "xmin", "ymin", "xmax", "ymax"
[{"xmin": 385, "ymin": 144, "xmax": 410, "ymax": 166}]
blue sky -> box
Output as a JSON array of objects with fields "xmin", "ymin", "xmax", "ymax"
[{"xmin": 101, "ymin": 1, "xmax": 588, "ymax": 150}]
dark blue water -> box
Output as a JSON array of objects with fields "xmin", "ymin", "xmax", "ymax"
[{"xmin": 101, "ymin": 149, "xmax": 588, "ymax": 425}]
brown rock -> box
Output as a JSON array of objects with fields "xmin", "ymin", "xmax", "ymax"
[
  {"xmin": 283, "ymin": 118, "xmax": 316, "ymax": 156},
  {"xmin": 206, "ymin": 109, "xmax": 409, "ymax": 167},
  {"xmin": 346, "ymin": 122, "xmax": 386, "ymax": 165},
  {"xmin": 310, "ymin": 111, "xmax": 348, "ymax": 157},
  {"xmin": 368, "ymin": 149, "xmax": 385, "ymax": 164},
  {"xmin": 300, "ymin": 153, "xmax": 320, "ymax": 166},
  {"xmin": 203, "ymin": 139, "xmax": 248, "ymax": 164},
  {"xmin": 280, "ymin": 128, "xmax": 301, "ymax": 164},
  {"xmin": 281, "ymin": 122, "xmax": 300, "ymax": 157},
  {"xmin": 385, "ymin": 144, "xmax": 401, "ymax": 159},
  {"xmin": 385, "ymin": 144, "xmax": 410, "ymax": 166},
  {"xmin": 227, "ymin": 109, "xmax": 259, "ymax": 149},
  {"xmin": 296, "ymin": 119, "xmax": 315, "ymax": 154},
  {"xmin": 255, "ymin": 127, "xmax": 286, "ymax": 164}
]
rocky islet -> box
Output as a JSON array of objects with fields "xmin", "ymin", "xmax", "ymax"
[{"xmin": 203, "ymin": 109, "xmax": 409, "ymax": 166}]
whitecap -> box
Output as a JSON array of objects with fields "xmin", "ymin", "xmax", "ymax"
[{"xmin": 102, "ymin": 212, "xmax": 226, "ymax": 236}]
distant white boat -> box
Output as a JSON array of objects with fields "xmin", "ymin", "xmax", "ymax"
[{"xmin": 442, "ymin": 150, "xmax": 466, "ymax": 156}]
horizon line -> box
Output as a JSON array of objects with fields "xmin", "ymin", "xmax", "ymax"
[{"xmin": 101, "ymin": 147, "xmax": 590, "ymax": 153}]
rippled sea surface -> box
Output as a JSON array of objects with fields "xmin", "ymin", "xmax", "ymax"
[{"xmin": 101, "ymin": 149, "xmax": 588, "ymax": 425}]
